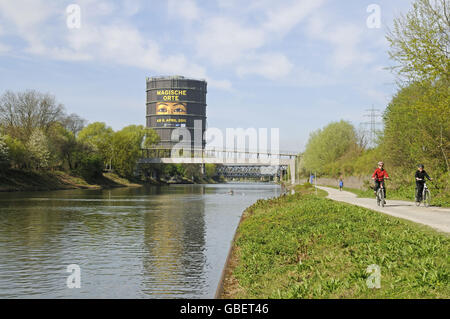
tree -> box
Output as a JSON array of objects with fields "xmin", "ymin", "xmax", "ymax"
[
  {"xmin": 381, "ymin": 81, "xmax": 450, "ymax": 172},
  {"xmin": 77, "ymin": 122, "xmax": 114, "ymax": 167},
  {"xmin": 142, "ymin": 128, "xmax": 160, "ymax": 148},
  {"xmin": 384, "ymin": 0, "xmax": 449, "ymax": 174},
  {"xmin": 386, "ymin": 0, "xmax": 450, "ymax": 83},
  {"xmin": 3, "ymin": 135, "xmax": 28, "ymax": 169},
  {"xmin": 0, "ymin": 134, "xmax": 9, "ymax": 170},
  {"xmin": 111, "ymin": 125, "xmax": 155, "ymax": 178},
  {"xmin": 205, "ymin": 164, "xmax": 217, "ymax": 179},
  {"xmin": 302, "ymin": 120, "xmax": 359, "ymax": 175},
  {"xmin": 0, "ymin": 90, "xmax": 66, "ymax": 141},
  {"xmin": 61, "ymin": 113, "xmax": 87, "ymax": 136},
  {"xmin": 27, "ymin": 129, "xmax": 51, "ymax": 170},
  {"xmin": 46, "ymin": 123, "xmax": 78, "ymax": 170}
]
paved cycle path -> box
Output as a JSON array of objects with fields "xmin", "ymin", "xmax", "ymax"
[{"xmin": 317, "ymin": 186, "xmax": 450, "ymax": 234}]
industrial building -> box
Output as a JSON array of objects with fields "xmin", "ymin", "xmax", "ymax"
[{"xmin": 146, "ymin": 76, "xmax": 207, "ymax": 151}]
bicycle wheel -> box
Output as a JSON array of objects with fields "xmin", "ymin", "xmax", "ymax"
[
  {"xmin": 380, "ymin": 189, "xmax": 385, "ymax": 207},
  {"xmin": 376, "ymin": 189, "xmax": 383, "ymax": 206},
  {"xmin": 415, "ymin": 188, "xmax": 420, "ymax": 206},
  {"xmin": 423, "ymin": 189, "xmax": 431, "ymax": 207}
]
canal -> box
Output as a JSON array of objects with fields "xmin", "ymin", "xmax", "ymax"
[{"xmin": 0, "ymin": 183, "xmax": 280, "ymax": 298}]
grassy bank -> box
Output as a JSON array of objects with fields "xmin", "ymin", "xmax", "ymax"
[
  {"xmin": 0, "ymin": 169, "xmax": 141, "ymax": 192},
  {"xmin": 323, "ymin": 184, "xmax": 450, "ymax": 208},
  {"xmin": 221, "ymin": 184, "xmax": 449, "ymax": 299}
]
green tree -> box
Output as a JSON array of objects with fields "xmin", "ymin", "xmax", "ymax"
[
  {"xmin": 143, "ymin": 129, "xmax": 160, "ymax": 148},
  {"xmin": 72, "ymin": 152, "xmax": 104, "ymax": 180},
  {"xmin": 27, "ymin": 129, "xmax": 51, "ymax": 170},
  {"xmin": 3, "ymin": 135, "xmax": 28, "ymax": 169},
  {"xmin": 381, "ymin": 81, "xmax": 450, "ymax": 172},
  {"xmin": 0, "ymin": 134, "xmax": 9, "ymax": 170},
  {"xmin": 302, "ymin": 120, "xmax": 359, "ymax": 175},
  {"xmin": 46, "ymin": 123, "xmax": 78, "ymax": 170},
  {"xmin": 386, "ymin": 0, "xmax": 450, "ymax": 83},
  {"xmin": 77, "ymin": 122, "xmax": 114, "ymax": 167},
  {"xmin": 205, "ymin": 164, "xmax": 217, "ymax": 179},
  {"xmin": 111, "ymin": 125, "xmax": 159, "ymax": 178}
]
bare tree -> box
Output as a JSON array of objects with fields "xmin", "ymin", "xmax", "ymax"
[
  {"xmin": 0, "ymin": 90, "xmax": 66, "ymax": 141},
  {"xmin": 61, "ymin": 113, "xmax": 87, "ymax": 136}
]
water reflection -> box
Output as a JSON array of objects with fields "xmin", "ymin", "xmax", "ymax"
[{"xmin": 0, "ymin": 183, "xmax": 279, "ymax": 298}]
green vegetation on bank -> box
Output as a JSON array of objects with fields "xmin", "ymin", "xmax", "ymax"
[
  {"xmin": 0, "ymin": 90, "xmax": 160, "ymax": 182},
  {"xmin": 300, "ymin": 0, "xmax": 449, "ymax": 202},
  {"xmin": 221, "ymin": 184, "xmax": 449, "ymax": 299},
  {"xmin": 0, "ymin": 90, "xmax": 222, "ymax": 190}
]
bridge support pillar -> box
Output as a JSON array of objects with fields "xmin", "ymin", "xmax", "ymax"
[
  {"xmin": 289, "ymin": 159, "xmax": 296, "ymax": 185},
  {"xmin": 200, "ymin": 163, "xmax": 205, "ymax": 176}
]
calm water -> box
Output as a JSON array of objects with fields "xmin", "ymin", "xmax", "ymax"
[{"xmin": 0, "ymin": 183, "xmax": 280, "ymax": 298}]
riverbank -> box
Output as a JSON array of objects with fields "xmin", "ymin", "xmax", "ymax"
[
  {"xmin": 0, "ymin": 169, "xmax": 141, "ymax": 192},
  {"xmin": 0, "ymin": 169, "xmax": 224, "ymax": 192},
  {"xmin": 219, "ymin": 184, "xmax": 449, "ymax": 298}
]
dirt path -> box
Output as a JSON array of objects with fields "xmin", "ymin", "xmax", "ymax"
[{"xmin": 317, "ymin": 186, "xmax": 450, "ymax": 234}]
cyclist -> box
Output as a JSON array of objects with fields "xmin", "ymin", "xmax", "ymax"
[
  {"xmin": 415, "ymin": 164, "xmax": 432, "ymax": 202},
  {"xmin": 372, "ymin": 161, "xmax": 389, "ymax": 202}
]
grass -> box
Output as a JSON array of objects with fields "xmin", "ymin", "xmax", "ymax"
[{"xmin": 221, "ymin": 184, "xmax": 449, "ymax": 299}]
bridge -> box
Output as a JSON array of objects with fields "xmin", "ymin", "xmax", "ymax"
[{"xmin": 138, "ymin": 147, "xmax": 299, "ymax": 184}]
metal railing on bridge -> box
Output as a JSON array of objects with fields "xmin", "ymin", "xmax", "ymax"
[{"xmin": 140, "ymin": 147, "xmax": 297, "ymax": 160}]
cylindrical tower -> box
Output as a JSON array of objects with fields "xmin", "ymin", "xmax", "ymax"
[{"xmin": 146, "ymin": 76, "xmax": 207, "ymax": 151}]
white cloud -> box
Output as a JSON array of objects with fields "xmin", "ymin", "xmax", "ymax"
[
  {"xmin": 195, "ymin": 17, "xmax": 265, "ymax": 66},
  {"xmin": 236, "ymin": 53, "xmax": 293, "ymax": 79},
  {"xmin": 306, "ymin": 13, "xmax": 374, "ymax": 69},
  {"xmin": 206, "ymin": 78, "xmax": 232, "ymax": 90},
  {"xmin": 263, "ymin": 0, "xmax": 326, "ymax": 35},
  {"xmin": 194, "ymin": 0, "xmax": 327, "ymax": 79},
  {"xmin": 168, "ymin": 0, "xmax": 200, "ymax": 21},
  {"xmin": 0, "ymin": 43, "xmax": 9, "ymax": 53},
  {"xmin": 364, "ymin": 88, "xmax": 391, "ymax": 104},
  {"xmin": 0, "ymin": 24, "xmax": 7, "ymax": 52},
  {"xmin": 122, "ymin": 0, "xmax": 142, "ymax": 16},
  {"xmin": 0, "ymin": 0, "xmax": 56, "ymax": 30},
  {"xmin": 0, "ymin": 0, "xmax": 229, "ymax": 87},
  {"xmin": 65, "ymin": 23, "xmax": 207, "ymax": 78}
]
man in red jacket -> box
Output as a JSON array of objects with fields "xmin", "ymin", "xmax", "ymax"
[{"xmin": 372, "ymin": 161, "xmax": 389, "ymax": 201}]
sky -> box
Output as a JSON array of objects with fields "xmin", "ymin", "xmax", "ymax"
[{"xmin": 0, "ymin": 0, "xmax": 415, "ymax": 151}]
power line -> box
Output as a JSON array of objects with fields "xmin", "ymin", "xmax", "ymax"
[{"xmin": 362, "ymin": 106, "xmax": 383, "ymax": 147}]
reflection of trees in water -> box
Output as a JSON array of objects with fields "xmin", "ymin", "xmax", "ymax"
[
  {"xmin": 0, "ymin": 186, "xmax": 208, "ymax": 297},
  {"xmin": 141, "ymin": 189, "xmax": 206, "ymax": 297}
]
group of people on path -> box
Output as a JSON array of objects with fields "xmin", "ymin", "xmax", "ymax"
[{"xmin": 337, "ymin": 161, "xmax": 433, "ymax": 204}]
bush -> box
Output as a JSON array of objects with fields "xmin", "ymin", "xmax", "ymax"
[{"xmin": 73, "ymin": 153, "xmax": 103, "ymax": 180}]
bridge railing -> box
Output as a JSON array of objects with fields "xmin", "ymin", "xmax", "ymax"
[{"xmin": 141, "ymin": 147, "xmax": 298, "ymax": 160}]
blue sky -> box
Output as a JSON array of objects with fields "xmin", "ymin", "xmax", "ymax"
[{"xmin": 0, "ymin": 0, "xmax": 414, "ymax": 151}]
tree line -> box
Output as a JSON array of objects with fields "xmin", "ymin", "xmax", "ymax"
[
  {"xmin": 301, "ymin": 0, "xmax": 449, "ymax": 189},
  {"xmin": 0, "ymin": 89, "xmax": 160, "ymax": 180},
  {"xmin": 0, "ymin": 89, "xmax": 221, "ymax": 183}
]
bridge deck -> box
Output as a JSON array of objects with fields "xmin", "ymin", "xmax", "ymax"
[{"xmin": 138, "ymin": 157, "xmax": 293, "ymax": 165}]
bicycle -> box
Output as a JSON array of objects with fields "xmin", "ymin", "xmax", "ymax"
[
  {"xmin": 376, "ymin": 183, "xmax": 386, "ymax": 207},
  {"xmin": 415, "ymin": 181, "xmax": 431, "ymax": 207}
]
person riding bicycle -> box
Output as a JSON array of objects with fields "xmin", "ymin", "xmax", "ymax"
[
  {"xmin": 372, "ymin": 161, "xmax": 389, "ymax": 201},
  {"xmin": 415, "ymin": 164, "xmax": 432, "ymax": 202}
]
